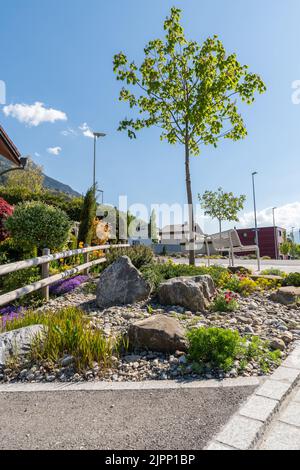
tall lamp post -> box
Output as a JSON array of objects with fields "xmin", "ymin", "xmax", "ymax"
[
  {"xmin": 252, "ymin": 171, "xmax": 259, "ymax": 245},
  {"xmin": 93, "ymin": 132, "xmax": 106, "ymax": 195},
  {"xmin": 272, "ymin": 207, "xmax": 277, "ymax": 260}
]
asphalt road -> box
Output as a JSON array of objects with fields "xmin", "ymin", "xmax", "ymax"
[{"xmin": 0, "ymin": 386, "xmax": 255, "ymax": 450}]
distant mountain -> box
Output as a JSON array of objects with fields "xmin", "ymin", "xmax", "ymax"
[{"xmin": 42, "ymin": 174, "xmax": 81, "ymax": 197}]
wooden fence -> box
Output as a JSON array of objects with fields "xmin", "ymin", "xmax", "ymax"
[{"xmin": 0, "ymin": 244, "xmax": 129, "ymax": 308}]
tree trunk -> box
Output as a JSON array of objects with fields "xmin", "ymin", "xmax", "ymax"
[
  {"xmin": 219, "ymin": 219, "xmax": 222, "ymax": 239},
  {"xmin": 185, "ymin": 140, "xmax": 195, "ymax": 266}
]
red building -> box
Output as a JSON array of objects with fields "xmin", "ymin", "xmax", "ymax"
[{"xmin": 236, "ymin": 226, "xmax": 286, "ymax": 259}]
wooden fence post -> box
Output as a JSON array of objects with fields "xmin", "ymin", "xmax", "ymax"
[
  {"xmin": 41, "ymin": 248, "xmax": 50, "ymax": 301},
  {"xmin": 83, "ymin": 244, "xmax": 89, "ymax": 275}
]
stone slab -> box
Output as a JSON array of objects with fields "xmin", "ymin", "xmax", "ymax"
[
  {"xmin": 216, "ymin": 415, "xmax": 263, "ymax": 450},
  {"xmin": 260, "ymin": 422, "xmax": 300, "ymax": 450},
  {"xmin": 239, "ymin": 395, "xmax": 278, "ymax": 422}
]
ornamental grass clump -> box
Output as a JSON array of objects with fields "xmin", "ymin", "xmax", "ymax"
[{"xmin": 1, "ymin": 307, "xmax": 123, "ymax": 370}]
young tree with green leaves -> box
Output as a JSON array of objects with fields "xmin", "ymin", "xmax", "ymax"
[
  {"xmin": 199, "ymin": 187, "xmax": 246, "ymax": 236},
  {"xmin": 113, "ymin": 7, "xmax": 266, "ymax": 265},
  {"xmin": 78, "ymin": 186, "xmax": 97, "ymax": 246}
]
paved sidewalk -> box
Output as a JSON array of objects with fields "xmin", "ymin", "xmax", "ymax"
[
  {"xmin": 259, "ymin": 384, "xmax": 300, "ymax": 450},
  {"xmin": 170, "ymin": 257, "xmax": 300, "ymax": 274}
]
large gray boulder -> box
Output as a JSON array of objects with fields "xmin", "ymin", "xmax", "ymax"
[
  {"xmin": 128, "ymin": 314, "xmax": 187, "ymax": 353},
  {"xmin": 0, "ymin": 325, "xmax": 44, "ymax": 366},
  {"xmin": 270, "ymin": 287, "xmax": 300, "ymax": 306},
  {"xmin": 96, "ymin": 256, "xmax": 151, "ymax": 309},
  {"xmin": 157, "ymin": 275, "xmax": 216, "ymax": 312}
]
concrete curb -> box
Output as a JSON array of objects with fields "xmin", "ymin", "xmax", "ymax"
[
  {"xmin": 0, "ymin": 376, "xmax": 260, "ymax": 393},
  {"xmin": 205, "ymin": 341, "xmax": 300, "ymax": 450}
]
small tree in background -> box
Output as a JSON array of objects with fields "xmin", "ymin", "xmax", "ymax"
[
  {"xmin": 4, "ymin": 158, "xmax": 44, "ymax": 195},
  {"xmin": 149, "ymin": 209, "xmax": 158, "ymax": 243},
  {"xmin": 199, "ymin": 187, "xmax": 246, "ymax": 236},
  {"xmin": 78, "ymin": 186, "xmax": 97, "ymax": 246},
  {"xmin": 0, "ymin": 197, "xmax": 14, "ymax": 242},
  {"xmin": 5, "ymin": 201, "xmax": 71, "ymax": 254},
  {"xmin": 113, "ymin": 7, "xmax": 266, "ymax": 265}
]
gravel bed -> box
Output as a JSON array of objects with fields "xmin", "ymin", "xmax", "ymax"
[{"xmin": 1, "ymin": 281, "xmax": 300, "ymax": 384}]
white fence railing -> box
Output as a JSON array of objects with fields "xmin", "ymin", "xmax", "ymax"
[{"xmin": 0, "ymin": 244, "xmax": 129, "ymax": 307}]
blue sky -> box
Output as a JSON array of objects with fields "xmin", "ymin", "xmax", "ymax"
[{"xmin": 1, "ymin": 0, "xmax": 300, "ymax": 235}]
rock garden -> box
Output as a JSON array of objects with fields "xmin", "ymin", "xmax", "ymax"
[{"xmin": 1, "ymin": 246, "xmax": 300, "ymax": 384}]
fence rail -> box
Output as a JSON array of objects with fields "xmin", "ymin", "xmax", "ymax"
[{"xmin": 0, "ymin": 244, "xmax": 130, "ymax": 308}]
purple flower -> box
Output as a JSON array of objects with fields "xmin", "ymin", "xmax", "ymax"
[
  {"xmin": 0, "ymin": 306, "xmax": 26, "ymax": 329},
  {"xmin": 49, "ymin": 275, "xmax": 89, "ymax": 296}
]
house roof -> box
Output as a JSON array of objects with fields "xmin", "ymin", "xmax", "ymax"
[{"xmin": 0, "ymin": 124, "xmax": 21, "ymax": 166}]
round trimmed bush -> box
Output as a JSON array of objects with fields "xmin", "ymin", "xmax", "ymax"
[{"xmin": 5, "ymin": 201, "xmax": 72, "ymax": 252}]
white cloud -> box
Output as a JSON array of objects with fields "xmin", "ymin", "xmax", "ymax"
[
  {"xmin": 34, "ymin": 152, "xmax": 40, "ymax": 157},
  {"xmin": 3, "ymin": 102, "xmax": 67, "ymax": 127},
  {"xmin": 239, "ymin": 202, "xmax": 300, "ymax": 230},
  {"xmin": 79, "ymin": 122, "xmax": 94, "ymax": 139},
  {"xmin": 61, "ymin": 127, "xmax": 77, "ymax": 137},
  {"xmin": 47, "ymin": 146, "xmax": 62, "ymax": 156}
]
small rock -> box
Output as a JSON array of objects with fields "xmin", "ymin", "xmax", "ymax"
[
  {"xmin": 61, "ymin": 355, "xmax": 74, "ymax": 367},
  {"xmin": 281, "ymin": 332, "xmax": 293, "ymax": 344},
  {"xmin": 270, "ymin": 338, "xmax": 285, "ymax": 351}
]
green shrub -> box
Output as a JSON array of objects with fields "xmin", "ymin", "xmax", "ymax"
[
  {"xmin": 187, "ymin": 327, "xmax": 282, "ymax": 373},
  {"xmin": 2, "ymin": 307, "xmax": 124, "ymax": 370},
  {"xmin": 282, "ymin": 272, "xmax": 300, "ymax": 287},
  {"xmin": 260, "ymin": 268, "xmax": 286, "ymax": 277},
  {"xmin": 78, "ymin": 186, "xmax": 97, "ymax": 246},
  {"xmin": 105, "ymin": 245, "xmax": 154, "ymax": 270},
  {"xmin": 5, "ymin": 201, "xmax": 71, "ymax": 253},
  {"xmin": 187, "ymin": 327, "xmax": 243, "ymax": 371},
  {"xmin": 2, "ymin": 267, "xmax": 43, "ymax": 306},
  {"xmin": 211, "ymin": 291, "xmax": 239, "ymax": 312}
]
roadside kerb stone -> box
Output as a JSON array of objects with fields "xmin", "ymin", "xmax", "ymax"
[{"xmin": 206, "ymin": 342, "xmax": 300, "ymax": 450}]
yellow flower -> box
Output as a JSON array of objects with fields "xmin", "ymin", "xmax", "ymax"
[{"xmin": 79, "ymin": 241, "xmax": 84, "ymax": 248}]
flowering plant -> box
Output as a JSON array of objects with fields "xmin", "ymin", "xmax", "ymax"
[
  {"xmin": 211, "ymin": 291, "xmax": 239, "ymax": 312},
  {"xmin": 49, "ymin": 275, "xmax": 89, "ymax": 296}
]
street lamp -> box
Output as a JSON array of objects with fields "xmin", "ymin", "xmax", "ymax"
[
  {"xmin": 0, "ymin": 156, "xmax": 28, "ymax": 179},
  {"xmin": 252, "ymin": 172, "xmax": 259, "ymax": 244},
  {"xmin": 93, "ymin": 132, "xmax": 106, "ymax": 194},
  {"xmin": 272, "ymin": 207, "xmax": 277, "ymax": 260}
]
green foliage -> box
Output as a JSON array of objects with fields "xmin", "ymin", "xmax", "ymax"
[
  {"xmin": 187, "ymin": 327, "xmax": 243, "ymax": 371},
  {"xmin": 260, "ymin": 268, "xmax": 286, "ymax": 277},
  {"xmin": 105, "ymin": 245, "xmax": 154, "ymax": 270},
  {"xmin": 2, "ymin": 307, "xmax": 124, "ymax": 370},
  {"xmin": 4, "ymin": 158, "xmax": 44, "ymax": 194},
  {"xmin": 113, "ymin": 7, "xmax": 265, "ymax": 266},
  {"xmin": 187, "ymin": 327, "xmax": 282, "ymax": 373},
  {"xmin": 141, "ymin": 260, "xmax": 227, "ymax": 290},
  {"xmin": 211, "ymin": 291, "xmax": 239, "ymax": 312},
  {"xmin": 280, "ymin": 241, "xmax": 291, "ymax": 257},
  {"xmin": 199, "ymin": 188, "xmax": 246, "ymax": 233},
  {"xmin": 149, "ymin": 209, "xmax": 158, "ymax": 242},
  {"xmin": 245, "ymin": 336, "xmax": 281, "ymax": 373},
  {"xmin": 78, "ymin": 186, "xmax": 97, "ymax": 246},
  {"xmin": 0, "ymin": 186, "xmax": 83, "ymax": 222},
  {"xmin": 2, "ymin": 267, "xmax": 43, "ymax": 306},
  {"xmin": 5, "ymin": 201, "xmax": 71, "ymax": 252},
  {"xmin": 113, "ymin": 7, "xmax": 266, "ymax": 154},
  {"xmin": 218, "ymin": 272, "xmax": 257, "ymax": 296},
  {"xmin": 282, "ymin": 272, "xmax": 300, "ymax": 287}
]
